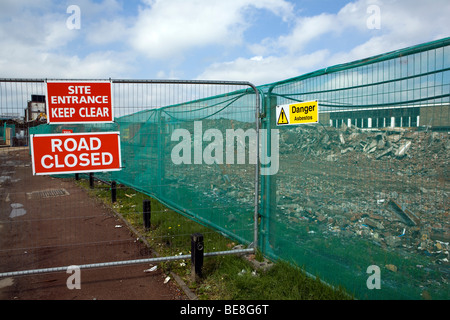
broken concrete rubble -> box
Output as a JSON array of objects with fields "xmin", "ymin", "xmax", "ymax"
[
  {"xmin": 388, "ymin": 199, "xmax": 421, "ymax": 226},
  {"xmin": 276, "ymin": 123, "xmax": 449, "ymax": 294},
  {"xmin": 160, "ymin": 118, "xmax": 448, "ymax": 297},
  {"xmin": 395, "ymin": 140, "xmax": 412, "ymax": 158}
]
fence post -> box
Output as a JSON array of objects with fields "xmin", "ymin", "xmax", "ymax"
[
  {"xmin": 89, "ymin": 172, "xmax": 94, "ymax": 188},
  {"xmin": 260, "ymin": 93, "xmax": 277, "ymax": 255},
  {"xmin": 191, "ymin": 233, "xmax": 204, "ymax": 282},
  {"xmin": 111, "ymin": 181, "xmax": 117, "ymax": 203},
  {"xmin": 143, "ymin": 199, "xmax": 151, "ymax": 231}
]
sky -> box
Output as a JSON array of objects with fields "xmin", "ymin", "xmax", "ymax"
[{"xmin": 0, "ymin": 0, "xmax": 449, "ymax": 86}]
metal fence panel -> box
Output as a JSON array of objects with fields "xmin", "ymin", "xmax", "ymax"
[
  {"xmin": 258, "ymin": 37, "xmax": 449, "ymax": 300},
  {"xmin": 1, "ymin": 79, "xmax": 260, "ymax": 278},
  {"xmin": 1, "ymin": 37, "xmax": 449, "ymax": 300}
]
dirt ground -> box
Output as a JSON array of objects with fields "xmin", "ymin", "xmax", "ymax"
[{"xmin": 0, "ymin": 147, "xmax": 189, "ymax": 300}]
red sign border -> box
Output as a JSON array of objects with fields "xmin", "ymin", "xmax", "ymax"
[
  {"xmin": 30, "ymin": 131, "xmax": 122, "ymax": 176},
  {"xmin": 45, "ymin": 80, "xmax": 114, "ymax": 124}
]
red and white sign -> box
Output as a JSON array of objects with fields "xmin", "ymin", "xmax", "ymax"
[
  {"xmin": 30, "ymin": 132, "xmax": 122, "ymax": 175},
  {"xmin": 46, "ymin": 81, "xmax": 113, "ymax": 124}
]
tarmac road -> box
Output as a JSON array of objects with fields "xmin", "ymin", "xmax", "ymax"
[{"xmin": 0, "ymin": 147, "xmax": 188, "ymax": 300}]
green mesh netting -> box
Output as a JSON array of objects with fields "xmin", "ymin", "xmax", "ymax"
[
  {"xmin": 30, "ymin": 86, "xmax": 259, "ymax": 246},
  {"xmin": 28, "ymin": 37, "xmax": 450, "ymax": 299},
  {"xmin": 257, "ymin": 37, "xmax": 450, "ymax": 300}
]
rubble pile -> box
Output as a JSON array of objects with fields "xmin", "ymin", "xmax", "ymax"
[
  {"xmin": 280, "ymin": 122, "xmax": 449, "ymax": 166},
  {"xmin": 163, "ymin": 120, "xmax": 448, "ymax": 262},
  {"xmin": 160, "ymin": 118, "xmax": 448, "ymax": 294},
  {"xmin": 277, "ymin": 124, "xmax": 449, "ymax": 277}
]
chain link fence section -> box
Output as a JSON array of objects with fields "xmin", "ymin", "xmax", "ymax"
[
  {"xmin": 1, "ymin": 37, "xmax": 449, "ymax": 299},
  {"xmin": 258, "ymin": 37, "xmax": 449, "ymax": 300},
  {"xmin": 1, "ymin": 79, "xmax": 260, "ymax": 278}
]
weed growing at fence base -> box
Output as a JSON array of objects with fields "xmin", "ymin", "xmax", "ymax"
[{"xmin": 74, "ymin": 178, "xmax": 353, "ymax": 300}]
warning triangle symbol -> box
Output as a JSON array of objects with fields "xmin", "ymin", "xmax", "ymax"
[{"xmin": 277, "ymin": 107, "xmax": 289, "ymax": 125}]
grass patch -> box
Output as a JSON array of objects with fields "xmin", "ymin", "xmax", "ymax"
[
  {"xmin": 74, "ymin": 178, "xmax": 353, "ymax": 300},
  {"xmin": 195, "ymin": 255, "xmax": 351, "ymax": 300}
]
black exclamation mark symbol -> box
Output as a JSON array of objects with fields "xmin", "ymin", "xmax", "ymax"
[{"xmin": 277, "ymin": 107, "xmax": 288, "ymax": 125}]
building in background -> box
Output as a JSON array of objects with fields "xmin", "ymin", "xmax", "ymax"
[{"xmin": 25, "ymin": 94, "xmax": 46, "ymax": 122}]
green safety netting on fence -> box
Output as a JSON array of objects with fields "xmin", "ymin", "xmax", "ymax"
[
  {"xmin": 30, "ymin": 85, "xmax": 259, "ymax": 247},
  {"xmin": 257, "ymin": 37, "xmax": 449, "ymax": 300},
  {"xmin": 29, "ymin": 37, "xmax": 450, "ymax": 300}
]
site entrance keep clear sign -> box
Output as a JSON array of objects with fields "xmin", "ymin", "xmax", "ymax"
[
  {"xmin": 31, "ymin": 80, "xmax": 121, "ymax": 175},
  {"xmin": 46, "ymin": 80, "xmax": 113, "ymax": 124}
]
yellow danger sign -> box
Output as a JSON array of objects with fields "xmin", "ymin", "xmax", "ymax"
[{"xmin": 276, "ymin": 100, "xmax": 318, "ymax": 126}]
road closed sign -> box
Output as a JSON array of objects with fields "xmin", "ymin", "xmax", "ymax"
[
  {"xmin": 30, "ymin": 132, "xmax": 122, "ymax": 175},
  {"xmin": 46, "ymin": 81, "xmax": 113, "ymax": 124},
  {"xmin": 276, "ymin": 100, "xmax": 318, "ymax": 126}
]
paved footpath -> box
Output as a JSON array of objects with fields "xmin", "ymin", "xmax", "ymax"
[{"xmin": 0, "ymin": 147, "xmax": 189, "ymax": 300}]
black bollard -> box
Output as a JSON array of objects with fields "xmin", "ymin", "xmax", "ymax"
[
  {"xmin": 111, "ymin": 181, "xmax": 117, "ymax": 203},
  {"xmin": 75, "ymin": 173, "xmax": 79, "ymax": 180},
  {"xmin": 143, "ymin": 199, "xmax": 151, "ymax": 231},
  {"xmin": 191, "ymin": 233, "xmax": 204, "ymax": 282},
  {"xmin": 89, "ymin": 172, "xmax": 94, "ymax": 188}
]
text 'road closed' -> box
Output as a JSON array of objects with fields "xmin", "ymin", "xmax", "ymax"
[{"xmin": 30, "ymin": 132, "xmax": 122, "ymax": 175}]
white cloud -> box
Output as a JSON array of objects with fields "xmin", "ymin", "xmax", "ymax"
[
  {"xmin": 327, "ymin": 0, "xmax": 450, "ymax": 65},
  {"xmin": 198, "ymin": 0, "xmax": 450, "ymax": 85},
  {"xmin": 129, "ymin": 0, "xmax": 294, "ymax": 59},
  {"xmin": 277, "ymin": 13, "xmax": 337, "ymax": 54},
  {"xmin": 0, "ymin": 46, "xmax": 132, "ymax": 79},
  {"xmin": 86, "ymin": 18, "xmax": 130, "ymax": 45},
  {"xmin": 275, "ymin": 0, "xmax": 450, "ymax": 57},
  {"xmin": 0, "ymin": 0, "xmax": 133, "ymax": 78},
  {"xmin": 0, "ymin": 0, "xmax": 448, "ymax": 83},
  {"xmin": 197, "ymin": 50, "xmax": 330, "ymax": 85}
]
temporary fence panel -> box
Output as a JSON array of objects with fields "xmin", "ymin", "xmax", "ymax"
[
  {"xmin": 1, "ymin": 37, "xmax": 448, "ymax": 300},
  {"xmin": 258, "ymin": 37, "xmax": 449, "ymax": 299},
  {"xmin": 104, "ymin": 80, "xmax": 260, "ymax": 248},
  {"xmin": 1, "ymin": 79, "xmax": 259, "ymax": 279}
]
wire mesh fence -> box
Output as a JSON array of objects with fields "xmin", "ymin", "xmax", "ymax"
[
  {"xmin": 258, "ymin": 37, "xmax": 449, "ymax": 300},
  {"xmin": 0, "ymin": 79, "xmax": 260, "ymax": 280},
  {"xmin": 0, "ymin": 37, "xmax": 449, "ymax": 299}
]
